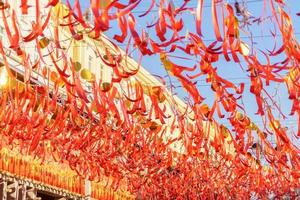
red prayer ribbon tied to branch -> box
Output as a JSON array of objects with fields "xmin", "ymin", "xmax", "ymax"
[{"xmin": 0, "ymin": 0, "xmax": 299, "ymax": 199}]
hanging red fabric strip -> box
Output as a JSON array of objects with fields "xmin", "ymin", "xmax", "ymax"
[
  {"xmin": 196, "ymin": 0, "xmax": 204, "ymax": 36},
  {"xmin": 212, "ymin": 0, "xmax": 223, "ymax": 41}
]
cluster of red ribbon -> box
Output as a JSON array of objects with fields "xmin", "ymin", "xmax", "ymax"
[{"xmin": 0, "ymin": 0, "xmax": 299, "ymax": 199}]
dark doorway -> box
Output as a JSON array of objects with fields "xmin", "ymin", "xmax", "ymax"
[{"xmin": 36, "ymin": 191, "xmax": 56, "ymax": 200}]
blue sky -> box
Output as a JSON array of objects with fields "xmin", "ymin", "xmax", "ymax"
[{"xmin": 64, "ymin": 0, "xmax": 300, "ymax": 145}]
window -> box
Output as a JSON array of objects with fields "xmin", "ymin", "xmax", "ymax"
[
  {"xmin": 0, "ymin": 26, "xmax": 4, "ymax": 40},
  {"xmin": 81, "ymin": 42, "xmax": 85, "ymax": 65},
  {"xmin": 100, "ymin": 64, "xmax": 104, "ymax": 81},
  {"xmin": 73, "ymin": 41, "xmax": 80, "ymax": 61},
  {"xmin": 88, "ymin": 55, "xmax": 93, "ymax": 70}
]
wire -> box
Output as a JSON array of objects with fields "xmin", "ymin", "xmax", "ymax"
[
  {"xmin": 4, "ymin": 31, "xmax": 300, "ymax": 49},
  {"xmin": 113, "ymin": 32, "xmax": 300, "ymax": 47},
  {"xmin": 75, "ymin": 0, "xmax": 264, "ymax": 14},
  {"xmin": 0, "ymin": 0, "xmax": 265, "ymax": 18}
]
